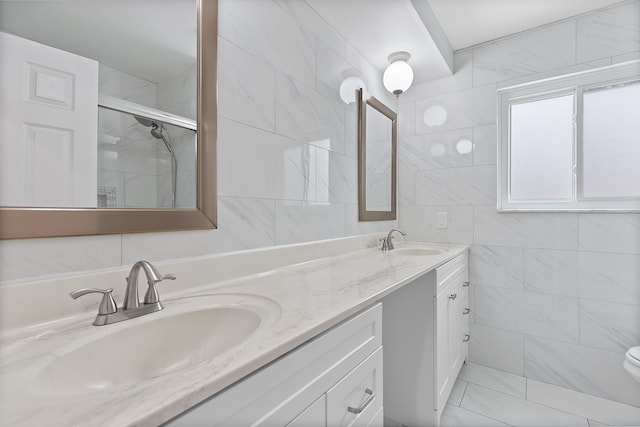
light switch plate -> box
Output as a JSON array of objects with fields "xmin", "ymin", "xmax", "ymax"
[{"xmin": 436, "ymin": 212, "xmax": 448, "ymax": 229}]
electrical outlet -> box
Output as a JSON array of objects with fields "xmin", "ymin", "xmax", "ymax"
[{"xmin": 436, "ymin": 212, "xmax": 448, "ymax": 229}]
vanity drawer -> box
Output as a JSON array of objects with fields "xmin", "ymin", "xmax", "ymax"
[
  {"xmin": 436, "ymin": 252, "xmax": 467, "ymax": 295},
  {"xmin": 286, "ymin": 395, "xmax": 326, "ymax": 427},
  {"xmin": 168, "ymin": 304, "xmax": 382, "ymax": 426},
  {"xmin": 327, "ymin": 346, "xmax": 383, "ymax": 427}
]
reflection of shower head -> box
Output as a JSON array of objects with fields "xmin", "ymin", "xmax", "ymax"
[
  {"xmin": 133, "ymin": 114, "xmax": 177, "ymax": 207},
  {"xmin": 134, "ymin": 115, "xmax": 164, "ymax": 139},
  {"xmin": 134, "ymin": 115, "xmax": 154, "ymax": 128},
  {"xmin": 150, "ymin": 124, "xmax": 163, "ymax": 139}
]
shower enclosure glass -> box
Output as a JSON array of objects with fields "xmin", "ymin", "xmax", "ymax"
[{"xmin": 97, "ymin": 106, "xmax": 196, "ymax": 209}]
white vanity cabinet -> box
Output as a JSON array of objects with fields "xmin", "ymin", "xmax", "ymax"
[
  {"xmin": 165, "ymin": 304, "xmax": 383, "ymax": 427},
  {"xmin": 382, "ymin": 251, "xmax": 469, "ymax": 427}
]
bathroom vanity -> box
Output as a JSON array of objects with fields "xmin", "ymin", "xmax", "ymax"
[{"xmin": 0, "ymin": 235, "xmax": 468, "ymax": 427}]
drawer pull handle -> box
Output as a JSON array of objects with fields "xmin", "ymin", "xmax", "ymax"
[
  {"xmin": 463, "ymin": 308, "xmax": 470, "ymax": 315},
  {"xmin": 463, "ymin": 281, "xmax": 470, "ymax": 287},
  {"xmin": 463, "ymin": 334, "xmax": 470, "ymax": 342},
  {"xmin": 449, "ymin": 293, "xmax": 457, "ymax": 300},
  {"xmin": 347, "ymin": 388, "xmax": 374, "ymax": 414}
]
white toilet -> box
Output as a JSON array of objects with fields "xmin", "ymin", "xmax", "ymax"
[{"xmin": 624, "ymin": 346, "xmax": 640, "ymax": 383}]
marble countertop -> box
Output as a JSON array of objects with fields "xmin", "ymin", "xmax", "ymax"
[{"xmin": 0, "ymin": 240, "xmax": 466, "ymax": 427}]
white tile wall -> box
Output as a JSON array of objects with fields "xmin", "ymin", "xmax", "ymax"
[
  {"xmin": 1, "ymin": 0, "xmax": 396, "ymax": 283},
  {"xmin": 473, "ymin": 207, "xmax": 579, "ymax": 250},
  {"xmin": 398, "ymin": 0, "xmax": 640, "ymax": 408},
  {"xmin": 474, "ymin": 286, "xmax": 580, "ymax": 342},
  {"xmin": 218, "ymin": 0, "xmax": 316, "ymax": 88},
  {"xmin": 526, "ymin": 378, "xmax": 640, "ymax": 426},
  {"xmin": 580, "ymin": 299, "xmax": 640, "ymax": 353},
  {"xmin": 525, "ymin": 336, "xmax": 640, "ymax": 407},
  {"xmin": 400, "ymin": 128, "xmax": 474, "ymax": 171},
  {"xmin": 468, "ymin": 324, "xmax": 524, "ymax": 375},
  {"xmin": 576, "ymin": 0, "xmax": 640, "ymax": 63},
  {"xmin": 399, "ymin": 205, "xmax": 474, "ymax": 244},
  {"xmin": 578, "ymin": 213, "xmax": 640, "ymax": 254},
  {"xmin": 469, "ymin": 245, "xmax": 524, "ymax": 289},
  {"xmin": 472, "ymin": 21, "xmax": 577, "ymax": 86},
  {"xmin": 218, "ymin": 37, "xmax": 276, "ymax": 131}
]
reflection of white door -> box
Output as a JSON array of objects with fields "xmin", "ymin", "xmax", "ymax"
[{"xmin": 0, "ymin": 32, "xmax": 98, "ymax": 207}]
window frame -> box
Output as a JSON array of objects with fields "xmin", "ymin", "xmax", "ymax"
[{"xmin": 497, "ymin": 60, "xmax": 640, "ymax": 213}]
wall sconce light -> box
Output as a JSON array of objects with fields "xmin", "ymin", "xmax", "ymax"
[
  {"xmin": 339, "ymin": 75, "xmax": 366, "ymax": 104},
  {"xmin": 383, "ymin": 51, "xmax": 413, "ymax": 96}
]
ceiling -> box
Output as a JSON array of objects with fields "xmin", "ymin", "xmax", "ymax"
[
  {"xmin": 307, "ymin": 0, "xmax": 625, "ymax": 85},
  {"xmin": 428, "ymin": 0, "xmax": 624, "ymax": 50}
]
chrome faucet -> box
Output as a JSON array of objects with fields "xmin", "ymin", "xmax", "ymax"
[
  {"xmin": 70, "ymin": 260, "xmax": 176, "ymax": 326},
  {"xmin": 124, "ymin": 260, "xmax": 176, "ymax": 310},
  {"xmin": 381, "ymin": 229, "xmax": 407, "ymax": 251}
]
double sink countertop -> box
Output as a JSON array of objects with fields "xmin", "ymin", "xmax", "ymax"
[{"xmin": 0, "ymin": 236, "xmax": 466, "ymax": 426}]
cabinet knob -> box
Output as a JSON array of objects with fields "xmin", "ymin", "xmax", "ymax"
[
  {"xmin": 347, "ymin": 388, "xmax": 374, "ymax": 414},
  {"xmin": 463, "ymin": 334, "xmax": 470, "ymax": 342},
  {"xmin": 449, "ymin": 293, "xmax": 457, "ymax": 300},
  {"xmin": 463, "ymin": 281, "xmax": 470, "ymax": 287},
  {"xmin": 463, "ymin": 308, "xmax": 470, "ymax": 315}
]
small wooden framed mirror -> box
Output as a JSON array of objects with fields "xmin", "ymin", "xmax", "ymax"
[{"xmin": 357, "ymin": 88, "xmax": 397, "ymax": 221}]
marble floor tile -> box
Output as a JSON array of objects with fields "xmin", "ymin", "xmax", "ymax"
[
  {"xmin": 458, "ymin": 363, "xmax": 526, "ymax": 399},
  {"xmin": 526, "ymin": 379, "xmax": 640, "ymax": 427},
  {"xmin": 448, "ymin": 379, "xmax": 468, "ymax": 407},
  {"xmin": 460, "ymin": 383, "xmax": 589, "ymax": 427},
  {"xmin": 436, "ymin": 363, "xmax": 640, "ymax": 427},
  {"xmin": 441, "ymin": 403, "xmax": 512, "ymax": 427}
]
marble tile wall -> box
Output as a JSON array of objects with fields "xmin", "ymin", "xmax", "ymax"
[
  {"xmin": 0, "ymin": 0, "xmax": 396, "ymax": 283},
  {"xmin": 398, "ymin": 0, "xmax": 640, "ymax": 407}
]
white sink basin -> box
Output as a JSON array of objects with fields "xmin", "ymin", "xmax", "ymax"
[
  {"xmin": 33, "ymin": 294, "xmax": 280, "ymax": 395},
  {"xmin": 391, "ymin": 247, "xmax": 446, "ymax": 256}
]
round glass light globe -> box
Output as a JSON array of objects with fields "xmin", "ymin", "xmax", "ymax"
[{"xmin": 383, "ymin": 61, "xmax": 413, "ymax": 95}]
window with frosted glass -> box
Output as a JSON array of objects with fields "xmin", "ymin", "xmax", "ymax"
[
  {"xmin": 498, "ymin": 60, "xmax": 640, "ymax": 212},
  {"xmin": 581, "ymin": 80, "xmax": 640, "ymax": 199},
  {"xmin": 509, "ymin": 95, "xmax": 574, "ymax": 201}
]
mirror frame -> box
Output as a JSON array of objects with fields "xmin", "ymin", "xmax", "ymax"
[
  {"xmin": 0, "ymin": 0, "xmax": 217, "ymax": 240},
  {"xmin": 357, "ymin": 88, "xmax": 397, "ymax": 222}
]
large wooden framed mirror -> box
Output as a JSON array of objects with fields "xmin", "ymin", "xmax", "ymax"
[
  {"xmin": 0, "ymin": 0, "xmax": 217, "ymax": 239},
  {"xmin": 358, "ymin": 88, "xmax": 397, "ymax": 221}
]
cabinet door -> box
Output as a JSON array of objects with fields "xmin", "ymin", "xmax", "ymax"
[
  {"xmin": 435, "ymin": 278, "xmax": 455, "ymax": 412},
  {"xmin": 436, "ymin": 268, "xmax": 467, "ymax": 413},
  {"xmin": 286, "ymin": 395, "xmax": 326, "ymax": 427}
]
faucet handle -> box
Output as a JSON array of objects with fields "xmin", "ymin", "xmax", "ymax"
[
  {"xmin": 69, "ymin": 288, "xmax": 117, "ymax": 315},
  {"xmin": 143, "ymin": 273, "xmax": 176, "ymax": 305}
]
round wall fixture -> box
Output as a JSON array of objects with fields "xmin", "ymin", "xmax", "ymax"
[
  {"xmin": 383, "ymin": 51, "xmax": 413, "ymax": 96},
  {"xmin": 339, "ymin": 76, "xmax": 366, "ymax": 104}
]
